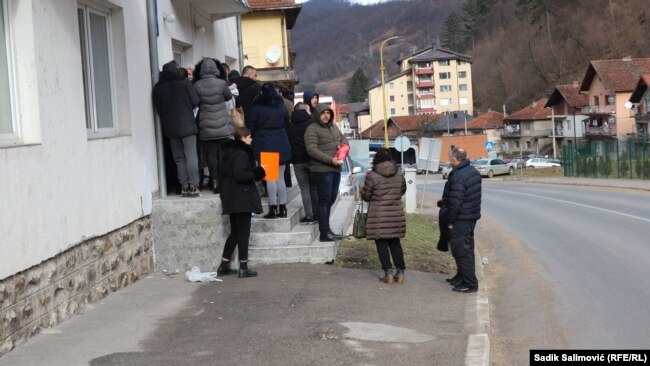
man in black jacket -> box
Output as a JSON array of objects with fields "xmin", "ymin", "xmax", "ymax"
[
  {"xmin": 443, "ymin": 147, "xmax": 482, "ymax": 293},
  {"xmin": 234, "ymin": 65, "xmax": 261, "ymax": 115},
  {"xmin": 288, "ymin": 103, "xmax": 318, "ymax": 224},
  {"xmin": 152, "ymin": 61, "xmax": 201, "ymax": 197}
]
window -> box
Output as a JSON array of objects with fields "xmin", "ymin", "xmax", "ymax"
[
  {"xmin": 438, "ymin": 60, "xmax": 449, "ymax": 66},
  {"xmin": 439, "ymin": 72, "xmax": 451, "ymax": 79},
  {"xmin": 593, "ymin": 96, "xmax": 599, "ymax": 106},
  {"xmin": 458, "ymin": 71, "xmax": 467, "ymax": 78},
  {"xmin": 459, "ymin": 84, "xmax": 468, "ymax": 91},
  {"xmin": 515, "ymin": 141, "xmax": 520, "ymax": 148},
  {"xmin": 390, "ymin": 108, "xmax": 396, "ymax": 115},
  {"xmin": 440, "ymin": 98, "xmax": 452, "ymax": 106},
  {"xmin": 388, "ymin": 82, "xmax": 394, "ymax": 90},
  {"xmin": 78, "ymin": 4, "xmax": 116, "ymax": 137},
  {"xmin": 440, "ymin": 85, "xmax": 452, "ymax": 92},
  {"xmin": 606, "ymin": 95, "xmax": 615, "ymax": 105},
  {"xmin": 526, "ymin": 141, "xmax": 532, "ymax": 149},
  {"xmin": 1, "ymin": 0, "xmax": 17, "ymax": 140},
  {"xmin": 460, "ymin": 97, "xmax": 469, "ymax": 105},
  {"xmin": 389, "ymin": 95, "xmax": 395, "ymax": 102}
]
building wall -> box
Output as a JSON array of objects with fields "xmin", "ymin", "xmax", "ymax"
[
  {"xmin": 0, "ymin": 0, "xmax": 158, "ymax": 280},
  {"xmin": 368, "ymin": 74, "xmax": 410, "ymax": 124},
  {"xmin": 615, "ymin": 92, "xmax": 636, "ymax": 136},
  {"xmin": 241, "ymin": 12, "xmax": 287, "ymax": 69},
  {"xmin": 432, "ymin": 59, "xmax": 473, "ymax": 115},
  {"xmin": 438, "ymin": 134, "xmax": 489, "ymax": 161}
]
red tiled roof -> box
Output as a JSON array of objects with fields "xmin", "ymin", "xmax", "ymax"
[
  {"xmin": 360, "ymin": 114, "xmax": 444, "ymax": 139},
  {"xmin": 580, "ymin": 58, "xmax": 650, "ymax": 93},
  {"xmin": 554, "ymin": 85, "xmax": 588, "ymax": 107},
  {"xmin": 504, "ymin": 98, "xmax": 550, "ymax": 121},
  {"xmin": 247, "ymin": 0, "xmax": 299, "ymax": 9},
  {"xmin": 465, "ymin": 111, "xmax": 504, "ymax": 130}
]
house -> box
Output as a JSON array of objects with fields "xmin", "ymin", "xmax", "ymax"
[
  {"xmin": 628, "ymin": 74, "xmax": 650, "ymax": 140},
  {"xmin": 464, "ymin": 111, "xmax": 505, "ymax": 155},
  {"xmin": 359, "ymin": 115, "xmax": 443, "ymax": 142},
  {"xmin": 365, "ymin": 46, "xmax": 474, "ymax": 127},
  {"xmin": 544, "ymin": 84, "xmax": 589, "ymax": 146},
  {"xmin": 502, "ymin": 98, "xmax": 553, "ymax": 156},
  {"xmin": 578, "ymin": 57, "xmax": 650, "ymax": 140},
  {"xmin": 0, "ymin": 0, "xmax": 247, "ymax": 354},
  {"xmin": 241, "ymin": 0, "xmax": 301, "ymax": 87}
]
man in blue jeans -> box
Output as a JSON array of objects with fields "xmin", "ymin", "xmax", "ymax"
[{"xmin": 304, "ymin": 104, "xmax": 349, "ymax": 242}]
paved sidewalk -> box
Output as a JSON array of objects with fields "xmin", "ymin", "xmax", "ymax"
[{"xmin": 0, "ymin": 263, "xmax": 485, "ymax": 366}]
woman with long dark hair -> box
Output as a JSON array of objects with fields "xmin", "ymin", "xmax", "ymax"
[
  {"xmin": 217, "ymin": 127, "xmax": 266, "ymax": 278},
  {"xmin": 361, "ymin": 148, "xmax": 407, "ymax": 284}
]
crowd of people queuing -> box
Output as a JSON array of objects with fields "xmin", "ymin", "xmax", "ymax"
[{"xmin": 152, "ymin": 59, "xmax": 481, "ymax": 291}]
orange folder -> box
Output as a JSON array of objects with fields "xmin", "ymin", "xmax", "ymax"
[{"xmin": 260, "ymin": 151, "xmax": 280, "ymax": 181}]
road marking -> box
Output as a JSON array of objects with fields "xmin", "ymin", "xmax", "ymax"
[{"xmin": 504, "ymin": 191, "xmax": 650, "ymax": 223}]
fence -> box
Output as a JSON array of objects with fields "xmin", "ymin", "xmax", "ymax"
[{"xmin": 563, "ymin": 139, "xmax": 650, "ymax": 179}]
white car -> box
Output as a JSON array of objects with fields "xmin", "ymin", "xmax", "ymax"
[{"xmin": 525, "ymin": 158, "xmax": 561, "ymax": 168}]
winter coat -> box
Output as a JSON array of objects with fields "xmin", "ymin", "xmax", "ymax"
[
  {"xmin": 287, "ymin": 109, "xmax": 314, "ymax": 164},
  {"xmin": 444, "ymin": 159, "xmax": 482, "ymax": 225},
  {"xmin": 193, "ymin": 59, "xmax": 233, "ymax": 141},
  {"xmin": 361, "ymin": 161, "xmax": 407, "ymax": 240},
  {"xmin": 234, "ymin": 76, "xmax": 261, "ymax": 115},
  {"xmin": 220, "ymin": 139, "xmax": 264, "ymax": 215},
  {"xmin": 246, "ymin": 93, "xmax": 292, "ymax": 164},
  {"xmin": 152, "ymin": 61, "xmax": 199, "ymax": 138},
  {"xmin": 304, "ymin": 104, "xmax": 349, "ymax": 173}
]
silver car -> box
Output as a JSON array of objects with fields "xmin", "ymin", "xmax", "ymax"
[
  {"xmin": 339, "ymin": 157, "xmax": 366, "ymax": 197},
  {"xmin": 471, "ymin": 158, "xmax": 510, "ymax": 178}
]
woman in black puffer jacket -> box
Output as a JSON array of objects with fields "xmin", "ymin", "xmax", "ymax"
[{"xmin": 217, "ymin": 127, "xmax": 266, "ymax": 278}]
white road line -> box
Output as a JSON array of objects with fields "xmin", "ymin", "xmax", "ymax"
[{"xmin": 503, "ymin": 190, "xmax": 650, "ymax": 223}]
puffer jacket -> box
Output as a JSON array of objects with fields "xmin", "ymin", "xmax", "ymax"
[
  {"xmin": 246, "ymin": 93, "xmax": 291, "ymax": 164},
  {"xmin": 444, "ymin": 159, "xmax": 482, "ymax": 224},
  {"xmin": 304, "ymin": 104, "xmax": 349, "ymax": 173},
  {"xmin": 361, "ymin": 161, "xmax": 407, "ymax": 240},
  {"xmin": 287, "ymin": 109, "xmax": 314, "ymax": 164},
  {"xmin": 193, "ymin": 59, "xmax": 233, "ymax": 141},
  {"xmin": 220, "ymin": 139, "xmax": 264, "ymax": 215}
]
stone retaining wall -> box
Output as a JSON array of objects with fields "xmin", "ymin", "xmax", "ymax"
[{"xmin": 0, "ymin": 217, "xmax": 153, "ymax": 356}]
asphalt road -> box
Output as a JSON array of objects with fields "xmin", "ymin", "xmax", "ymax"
[{"xmin": 422, "ymin": 179, "xmax": 650, "ymax": 350}]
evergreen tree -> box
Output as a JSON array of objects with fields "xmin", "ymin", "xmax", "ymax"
[
  {"xmin": 346, "ymin": 67, "xmax": 369, "ymax": 103},
  {"xmin": 441, "ymin": 13, "xmax": 463, "ymax": 51}
]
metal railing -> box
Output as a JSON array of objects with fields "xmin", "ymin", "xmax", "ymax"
[{"xmin": 581, "ymin": 105, "xmax": 616, "ymax": 115}]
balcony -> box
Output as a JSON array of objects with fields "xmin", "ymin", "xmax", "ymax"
[
  {"xmin": 581, "ymin": 105, "xmax": 615, "ymax": 115},
  {"xmin": 417, "ymin": 94, "xmax": 434, "ymax": 100},
  {"xmin": 416, "ymin": 80, "xmax": 433, "ymax": 88},
  {"xmin": 635, "ymin": 113, "xmax": 650, "ymax": 123},
  {"xmin": 417, "ymin": 107, "xmax": 436, "ymax": 114},
  {"xmin": 415, "ymin": 66, "xmax": 433, "ymax": 75},
  {"xmin": 585, "ymin": 126, "xmax": 617, "ymax": 137}
]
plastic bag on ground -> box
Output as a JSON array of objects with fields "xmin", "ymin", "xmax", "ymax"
[{"xmin": 185, "ymin": 266, "xmax": 222, "ymax": 282}]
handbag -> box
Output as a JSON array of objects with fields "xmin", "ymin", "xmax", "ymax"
[
  {"xmin": 352, "ymin": 202, "xmax": 367, "ymax": 239},
  {"xmin": 230, "ymin": 107, "xmax": 245, "ymax": 128}
]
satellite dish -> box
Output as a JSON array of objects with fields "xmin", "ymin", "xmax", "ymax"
[
  {"xmin": 625, "ymin": 101, "xmax": 633, "ymax": 110},
  {"xmin": 266, "ymin": 46, "xmax": 281, "ymax": 64}
]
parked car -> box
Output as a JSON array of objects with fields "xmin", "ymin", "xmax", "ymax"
[
  {"xmin": 506, "ymin": 157, "xmax": 524, "ymax": 174},
  {"xmin": 339, "ymin": 157, "xmax": 366, "ymax": 197},
  {"xmin": 525, "ymin": 157, "xmax": 561, "ymax": 168},
  {"xmin": 471, "ymin": 158, "xmax": 510, "ymax": 177},
  {"xmin": 441, "ymin": 162, "xmax": 453, "ymax": 179}
]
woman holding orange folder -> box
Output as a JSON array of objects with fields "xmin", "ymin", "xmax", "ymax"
[{"xmin": 246, "ymin": 82, "xmax": 292, "ymax": 219}]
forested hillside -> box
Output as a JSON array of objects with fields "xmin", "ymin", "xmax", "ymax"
[{"xmin": 292, "ymin": 0, "xmax": 650, "ymax": 113}]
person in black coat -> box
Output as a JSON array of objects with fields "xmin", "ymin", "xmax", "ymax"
[
  {"xmin": 443, "ymin": 147, "xmax": 482, "ymax": 293},
  {"xmin": 288, "ymin": 103, "xmax": 318, "ymax": 224},
  {"xmin": 234, "ymin": 65, "xmax": 261, "ymax": 115},
  {"xmin": 152, "ymin": 61, "xmax": 201, "ymax": 197},
  {"xmin": 217, "ymin": 127, "xmax": 266, "ymax": 278}
]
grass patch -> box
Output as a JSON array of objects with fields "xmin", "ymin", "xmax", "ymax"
[
  {"xmin": 503, "ymin": 166, "xmax": 564, "ymax": 179},
  {"xmin": 337, "ymin": 213, "xmax": 455, "ymax": 274}
]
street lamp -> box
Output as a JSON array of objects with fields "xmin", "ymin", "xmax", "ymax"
[{"xmin": 380, "ymin": 35, "xmax": 401, "ymax": 147}]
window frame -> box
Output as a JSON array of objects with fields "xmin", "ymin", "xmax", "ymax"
[
  {"xmin": 0, "ymin": 0, "xmax": 20, "ymax": 145},
  {"xmin": 440, "ymin": 85, "xmax": 452, "ymax": 93},
  {"xmin": 439, "ymin": 72, "xmax": 451, "ymax": 79},
  {"xmin": 459, "ymin": 84, "xmax": 468, "ymax": 91},
  {"xmin": 458, "ymin": 71, "xmax": 467, "ymax": 79},
  {"xmin": 78, "ymin": 3, "xmax": 118, "ymax": 139},
  {"xmin": 438, "ymin": 60, "xmax": 450, "ymax": 66}
]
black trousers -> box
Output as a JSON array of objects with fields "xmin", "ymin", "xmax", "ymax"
[
  {"xmin": 222, "ymin": 213, "xmax": 252, "ymax": 262},
  {"xmin": 449, "ymin": 220, "xmax": 478, "ymax": 289},
  {"xmin": 375, "ymin": 238, "xmax": 405, "ymax": 271},
  {"xmin": 204, "ymin": 138, "xmax": 230, "ymax": 181}
]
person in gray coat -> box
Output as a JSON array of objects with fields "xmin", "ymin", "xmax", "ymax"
[
  {"xmin": 193, "ymin": 58, "xmax": 233, "ymax": 193},
  {"xmin": 361, "ymin": 148, "xmax": 407, "ymax": 285}
]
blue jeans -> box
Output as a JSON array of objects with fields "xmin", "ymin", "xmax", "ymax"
[{"xmin": 311, "ymin": 172, "xmax": 341, "ymax": 236}]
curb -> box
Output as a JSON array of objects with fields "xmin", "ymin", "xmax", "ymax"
[{"xmin": 465, "ymin": 244, "xmax": 490, "ymax": 366}]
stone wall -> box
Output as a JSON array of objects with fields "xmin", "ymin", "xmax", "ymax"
[{"xmin": 0, "ymin": 217, "xmax": 154, "ymax": 356}]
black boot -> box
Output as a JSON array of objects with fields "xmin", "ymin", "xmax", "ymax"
[
  {"xmin": 264, "ymin": 205, "xmax": 278, "ymax": 219},
  {"xmin": 212, "ymin": 179, "xmax": 220, "ymax": 194},
  {"xmin": 393, "ymin": 269, "xmax": 405, "ymax": 285},
  {"xmin": 278, "ymin": 204, "xmax": 287, "ymax": 218},
  {"xmin": 217, "ymin": 260, "xmax": 237, "ymax": 276},
  {"xmin": 380, "ymin": 269, "xmax": 394, "ymax": 284},
  {"xmin": 238, "ymin": 262, "xmax": 258, "ymax": 278}
]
